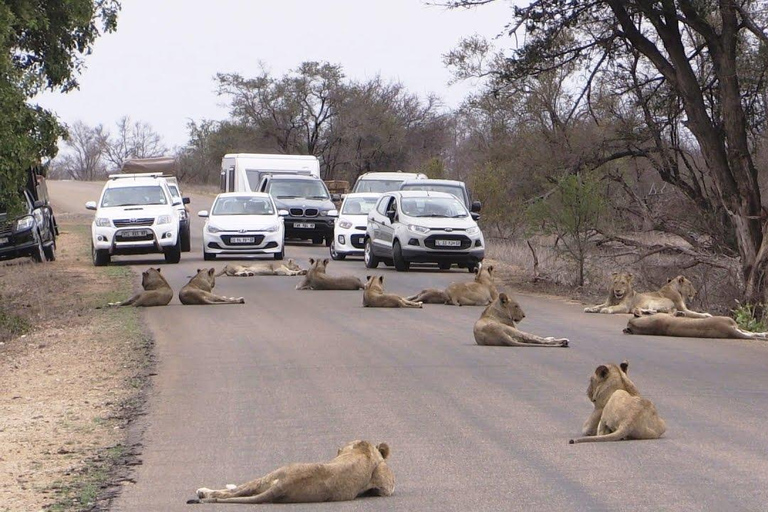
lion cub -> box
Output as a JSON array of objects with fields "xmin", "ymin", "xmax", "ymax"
[
  {"xmin": 216, "ymin": 259, "xmax": 307, "ymax": 277},
  {"xmin": 295, "ymin": 258, "xmax": 364, "ymax": 290},
  {"xmin": 363, "ymin": 275, "xmax": 423, "ymax": 308},
  {"xmin": 107, "ymin": 267, "xmax": 173, "ymax": 307},
  {"xmin": 473, "ymin": 293, "xmax": 569, "ymax": 347},
  {"xmin": 408, "ymin": 264, "xmax": 499, "ymax": 306},
  {"xmin": 189, "ymin": 440, "xmax": 394, "ymax": 504},
  {"xmin": 570, "ymin": 361, "xmax": 666, "ymax": 444},
  {"xmin": 179, "ymin": 268, "xmax": 245, "ymax": 305}
]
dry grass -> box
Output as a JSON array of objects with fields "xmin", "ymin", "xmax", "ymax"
[{"xmin": 179, "ymin": 182, "xmax": 219, "ymax": 198}]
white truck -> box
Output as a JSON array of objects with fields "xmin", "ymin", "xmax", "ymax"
[{"xmin": 220, "ymin": 153, "xmax": 321, "ymax": 193}]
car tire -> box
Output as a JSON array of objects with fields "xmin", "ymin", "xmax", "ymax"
[
  {"xmin": 92, "ymin": 242, "xmax": 110, "ymax": 266},
  {"xmin": 274, "ymin": 245, "xmax": 284, "ymax": 260},
  {"xmin": 164, "ymin": 239, "xmax": 182, "ymax": 264},
  {"xmin": 364, "ymin": 238, "xmax": 379, "ymax": 269},
  {"xmin": 181, "ymin": 224, "xmax": 191, "ymax": 252},
  {"xmin": 31, "ymin": 231, "xmax": 45, "ymax": 263},
  {"xmin": 312, "ymin": 236, "xmax": 323, "ymax": 245},
  {"xmin": 467, "ymin": 262, "xmax": 478, "ymax": 273},
  {"xmin": 43, "ymin": 240, "xmax": 56, "ymax": 262},
  {"xmin": 393, "ymin": 240, "xmax": 410, "ymax": 271},
  {"xmin": 203, "ymin": 250, "xmax": 216, "ymax": 261},
  {"xmin": 439, "ymin": 262, "xmax": 451, "ymax": 270},
  {"xmin": 330, "ymin": 243, "xmax": 346, "ymax": 261},
  {"xmin": 325, "ymin": 236, "xmax": 332, "ymax": 247}
]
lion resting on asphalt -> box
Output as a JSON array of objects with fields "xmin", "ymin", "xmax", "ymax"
[
  {"xmin": 407, "ymin": 264, "xmax": 499, "ymax": 306},
  {"xmin": 295, "ymin": 258, "xmax": 364, "ymax": 290},
  {"xmin": 363, "ymin": 275, "xmax": 422, "ymax": 308},
  {"xmin": 474, "ymin": 293, "xmax": 569, "ymax": 347},
  {"xmin": 624, "ymin": 313, "xmax": 768, "ymax": 339},
  {"xmin": 584, "ymin": 273, "xmax": 711, "ymax": 317},
  {"xmin": 188, "ymin": 440, "xmax": 394, "ymax": 504},
  {"xmin": 179, "ymin": 268, "xmax": 245, "ymax": 305},
  {"xmin": 570, "ymin": 361, "xmax": 666, "ymax": 444},
  {"xmin": 215, "ymin": 259, "xmax": 307, "ymax": 277},
  {"xmin": 107, "ymin": 267, "xmax": 173, "ymax": 307}
]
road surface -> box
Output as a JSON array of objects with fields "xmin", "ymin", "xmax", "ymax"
[{"xmin": 50, "ymin": 181, "xmax": 768, "ymax": 511}]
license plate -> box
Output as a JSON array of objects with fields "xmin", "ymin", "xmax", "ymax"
[
  {"xmin": 0, "ymin": 237, "xmax": 7, "ymax": 245},
  {"xmin": 294, "ymin": 222, "xmax": 315, "ymax": 229},
  {"xmin": 230, "ymin": 237, "xmax": 255, "ymax": 244},
  {"xmin": 435, "ymin": 239, "xmax": 461, "ymax": 247},
  {"xmin": 122, "ymin": 229, "xmax": 148, "ymax": 238}
]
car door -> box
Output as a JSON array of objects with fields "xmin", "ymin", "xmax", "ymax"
[{"xmin": 368, "ymin": 194, "xmax": 394, "ymax": 256}]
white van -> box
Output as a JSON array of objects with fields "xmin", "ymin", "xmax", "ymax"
[{"xmin": 220, "ymin": 153, "xmax": 321, "ymax": 193}]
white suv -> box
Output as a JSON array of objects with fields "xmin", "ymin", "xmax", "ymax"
[
  {"xmin": 350, "ymin": 171, "xmax": 426, "ymax": 194},
  {"xmin": 85, "ymin": 174, "xmax": 182, "ymax": 266},
  {"xmin": 365, "ymin": 191, "xmax": 485, "ymax": 272}
]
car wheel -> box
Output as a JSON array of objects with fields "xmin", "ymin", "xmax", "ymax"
[
  {"xmin": 324, "ymin": 236, "xmax": 332, "ymax": 247},
  {"xmin": 439, "ymin": 262, "xmax": 451, "ymax": 270},
  {"xmin": 164, "ymin": 239, "xmax": 182, "ymax": 264},
  {"xmin": 203, "ymin": 250, "xmax": 216, "ymax": 261},
  {"xmin": 312, "ymin": 236, "xmax": 323, "ymax": 245},
  {"xmin": 181, "ymin": 225, "xmax": 191, "ymax": 252},
  {"xmin": 330, "ymin": 243, "xmax": 346, "ymax": 261},
  {"xmin": 31, "ymin": 231, "xmax": 45, "ymax": 263},
  {"xmin": 92, "ymin": 242, "xmax": 110, "ymax": 266},
  {"xmin": 43, "ymin": 239, "xmax": 56, "ymax": 262},
  {"xmin": 467, "ymin": 262, "xmax": 478, "ymax": 273},
  {"xmin": 274, "ymin": 244, "xmax": 284, "ymax": 260},
  {"xmin": 364, "ymin": 238, "xmax": 379, "ymax": 269},
  {"xmin": 392, "ymin": 240, "xmax": 410, "ymax": 271}
]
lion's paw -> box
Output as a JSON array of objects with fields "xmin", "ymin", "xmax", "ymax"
[
  {"xmin": 559, "ymin": 339, "xmax": 569, "ymax": 347},
  {"xmin": 583, "ymin": 307, "xmax": 598, "ymax": 313},
  {"xmin": 196, "ymin": 488, "xmax": 212, "ymax": 499}
]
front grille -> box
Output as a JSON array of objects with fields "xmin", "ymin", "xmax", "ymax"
[
  {"xmin": 289, "ymin": 208, "xmax": 320, "ymax": 217},
  {"xmin": 304, "ymin": 208, "xmax": 318, "ymax": 217},
  {"xmin": 221, "ymin": 234, "xmax": 265, "ymax": 246},
  {"xmin": 424, "ymin": 234, "xmax": 472, "ymax": 250},
  {"xmin": 351, "ymin": 234, "xmax": 366, "ymax": 249},
  {"xmin": 289, "ymin": 208, "xmax": 302, "ymax": 216},
  {"xmin": 114, "ymin": 218, "xmax": 154, "ymax": 228},
  {"xmin": 0, "ymin": 224, "xmax": 11, "ymax": 237}
]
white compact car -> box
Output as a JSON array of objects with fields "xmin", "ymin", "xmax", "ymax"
[
  {"xmin": 330, "ymin": 193, "xmax": 380, "ymax": 260},
  {"xmin": 86, "ymin": 173, "xmax": 182, "ymax": 266},
  {"xmin": 199, "ymin": 192, "xmax": 285, "ymax": 260}
]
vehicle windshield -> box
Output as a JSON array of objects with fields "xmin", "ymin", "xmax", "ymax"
[
  {"xmin": 100, "ymin": 186, "xmax": 168, "ymax": 207},
  {"xmin": 401, "ymin": 184, "xmax": 466, "ymax": 206},
  {"xmin": 400, "ymin": 196, "xmax": 469, "ymax": 218},
  {"xmin": 212, "ymin": 196, "xmax": 275, "ymax": 215},
  {"xmin": 353, "ymin": 179, "xmax": 404, "ymax": 194},
  {"xmin": 342, "ymin": 197, "xmax": 378, "ymax": 215},
  {"xmin": 268, "ymin": 180, "xmax": 329, "ymax": 200}
]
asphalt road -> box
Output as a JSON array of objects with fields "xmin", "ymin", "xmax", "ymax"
[{"xmin": 50, "ymin": 181, "xmax": 768, "ymax": 511}]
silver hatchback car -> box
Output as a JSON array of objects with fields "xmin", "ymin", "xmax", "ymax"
[{"xmin": 364, "ymin": 191, "xmax": 485, "ymax": 272}]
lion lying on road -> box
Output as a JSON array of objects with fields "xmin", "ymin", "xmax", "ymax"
[
  {"xmin": 107, "ymin": 267, "xmax": 173, "ymax": 307},
  {"xmin": 474, "ymin": 293, "xmax": 569, "ymax": 347},
  {"xmin": 188, "ymin": 440, "xmax": 394, "ymax": 504},
  {"xmin": 179, "ymin": 268, "xmax": 245, "ymax": 305},
  {"xmin": 570, "ymin": 361, "xmax": 666, "ymax": 444},
  {"xmin": 407, "ymin": 264, "xmax": 499, "ymax": 306},
  {"xmin": 295, "ymin": 258, "xmax": 364, "ymax": 290},
  {"xmin": 584, "ymin": 273, "xmax": 711, "ymax": 317},
  {"xmin": 215, "ymin": 259, "xmax": 307, "ymax": 277},
  {"xmin": 624, "ymin": 313, "xmax": 768, "ymax": 339},
  {"xmin": 363, "ymin": 275, "xmax": 422, "ymax": 308}
]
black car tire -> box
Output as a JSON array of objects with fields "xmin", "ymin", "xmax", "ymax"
[
  {"xmin": 392, "ymin": 240, "xmax": 410, "ymax": 271},
  {"xmin": 43, "ymin": 239, "xmax": 56, "ymax": 262},
  {"xmin": 330, "ymin": 243, "xmax": 346, "ymax": 261},
  {"xmin": 439, "ymin": 262, "xmax": 451, "ymax": 270},
  {"xmin": 164, "ymin": 239, "xmax": 182, "ymax": 264},
  {"xmin": 92, "ymin": 242, "xmax": 110, "ymax": 266},
  {"xmin": 31, "ymin": 231, "xmax": 45, "ymax": 263},
  {"xmin": 274, "ymin": 244, "xmax": 284, "ymax": 260},
  {"xmin": 364, "ymin": 238, "xmax": 379, "ymax": 269},
  {"xmin": 181, "ymin": 224, "xmax": 191, "ymax": 252},
  {"xmin": 203, "ymin": 250, "xmax": 216, "ymax": 261},
  {"xmin": 312, "ymin": 236, "xmax": 323, "ymax": 245},
  {"xmin": 467, "ymin": 262, "xmax": 478, "ymax": 273}
]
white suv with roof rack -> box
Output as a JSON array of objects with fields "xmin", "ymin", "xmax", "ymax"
[{"xmin": 85, "ymin": 173, "xmax": 182, "ymax": 266}]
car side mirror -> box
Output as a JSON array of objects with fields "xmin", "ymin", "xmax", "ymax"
[
  {"xmin": 85, "ymin": 201, "xmax": 97, "ymax": 211},
  {"xmin": 278, "ymin": 209, "xmax": 289, "ymax": 216},
  {"xmin": 331, "ymin": 193, "xmax": 341, "ymax": 202},
  {"xmin": 471, "ymin": 200, "xmax": 482, "ymax": 213},
  {"xmin": 182, "ymin": 197, "xmax": 191, "ymax": 205},
  {"xmin": 33, "ymin": 200, "xmax": 45, "ymax": 209},
  {"xmin": 386, "ymin": 210, "xmax": 396, "ymax": 223},
  {"xmin": 172, "ymin": 199, "xmax": 182, "ymax": 206},
  {"xmin": 198, "ymin": 210, "xmax": 209, "ymax": 218},
  {"xmin": 471, "ymin": 212, "xmax": 481, "ymax": 221}
]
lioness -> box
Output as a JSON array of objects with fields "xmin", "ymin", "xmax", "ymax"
[
  {"xmin": 295, "ymin": 258, "xmax": 364, "ymax": 290},
  {"xmin": 179, "ymin": 268, "xmax": 245, "ymax": 305},
  {"xmin": 363, "ymin": 275, "xmax": 423, "ymax": 308},
  {"xmin": 570, "ymin": 362, "xmax": 666, "ymax": 444},
  {"xmin": 216, "ymin": 259, "xmax": 307, "ymax": 277},
  {"xmin": 407, "ymin": 264, "xmax": 499, "ymax": 306},
  {"xmin": 188, "ymin": 440, "xmax": 394, "ymax": 504},
  {"xmin": 584, "ymin": 273, "xmax": 711, "ymax": 317},
  {"xmin": 474, "ymin": 293, "xmax": 569, "ymax": 347},
  {"xmin": 107, "ymin": 267, "xmax": 173, "ymax": 307},
  {"xmin": 624, "ymin": 313, "xmax": 768, "ymax": 339}
]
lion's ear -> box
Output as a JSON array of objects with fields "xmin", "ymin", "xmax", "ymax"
[
  {"xmin": 366, "ymin": 275, "xmax": 372, "ymax": 281},
  {"xmin": 596, "ymin": 365, "xmax": 609, "ymax": 379},
  {"xmin": 499, "ymin": 293, "xmax": 508, "ymax": 304},
  {"xmin": 155, "ymin": 268, "xmax": 161, "ymax": 272},
  {"xmin": 473, "ymin": 267, "xmax": 479, "ymax": 274},
  {"xmin": 627, "ymin": 273, "xmax": 634, "ymax": 281},
  {"xmin": 487, "ymin": 265, "xmax": 494, "ymax": 273},
  {"xmin": 197, "ymin": 268, "xmax": 202, "ymax": 274},
  {"xmin": 379, "ymin": 275, "xmax": 384, "ymax": 284},
  {"xmin": 323, "ymin": 258, "xmax": 330, "ymax": 265},
  {"xmin": 207, "ymin": 268, "xmax": 215, "ymax": 276},
  {"xmin": 377, "ymin": 443, "xmax": 390, "ymax": 459},
  {"xmin": 677, "ymin": 276, "xmax": 685, "ymax": 283},
  {"xmin": 620, "ymin": 360, "xmax": 629, "ymax": 374}
]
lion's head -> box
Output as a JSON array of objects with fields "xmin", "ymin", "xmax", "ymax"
[
  {"xmin": 586, "ymin": 361, "xmax": 639, "ymax": 409},
  {"xmin": 284, "ymin": 258, "xmax": 307, "ymax": 274},
  {"xmin": 667, "ymin": 275, "xmax": 697, "ymax": 301},
  {"xmin": 336, "ymin": 440, "xmax": 390, "ymax": 464},
  {"xmin": 142, "ymin": 267, "xmax": 169, "ymax": 290},
  {"xmin": 308, "ymin": 258, "xmax": 329, "ymax": 274},
  {"xmin": 474, "ymin": 264, "xmax": 494, "ymax": 284},
  {"xmin": 364, "ymin": 275, "xmax": 385, "ymax": 292},
  {"xmin": 609, "ymin": 272, "xmax": 634, "ymax": 301},
  {"xmin": 484, "ymin": 292, "xmax": 525, "ymax": 324}
]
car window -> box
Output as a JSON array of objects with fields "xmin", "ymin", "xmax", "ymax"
[
  {"xmin": 101, "ymin": 186, "xmax": 168, "ymax": 207},
  {"xmin": 401, "ymin": 184, "xmax": 466, "ymax": 204},
  {"xmin": 212, "ymin": 196, "xmax": 275, "ymax": 215},
  {"xmin": 353, "ymin": 179, "xmax": 404, "ymax": 193},
  {"xmin": 267, "ymin": 180, "xmax": 329, "ymax": 199},
  {"xmin": 342, "ymin": 197, "xmax": 378, "ymax": 215},
  {"xmin": 400, "ymin": 197, "xmax": 468, "ymax": 218},
  {"xmin": 376, "ymin": 195, "xmax": 392, "ymax": 215},
  {"xmin": 168, "ymin": 185, "xmax": 181, "ymax": 198}
]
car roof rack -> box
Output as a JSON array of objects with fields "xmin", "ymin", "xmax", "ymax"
[{"xmin": 108, "ymin": 173, "xmax": 173, "ymax": 180}]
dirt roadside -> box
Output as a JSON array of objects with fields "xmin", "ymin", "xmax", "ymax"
[{"xmin": 0, "ymin": 217, "xmax": 152, "ymax": 512}]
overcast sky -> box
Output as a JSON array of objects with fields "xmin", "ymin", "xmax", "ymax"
[{"xmin": 35, "ymin": 0, "xmax": 516, "ymax": 150}]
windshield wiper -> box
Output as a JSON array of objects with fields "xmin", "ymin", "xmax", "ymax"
[
  {"xmin": 307, "ymin": 195, "xmax": 329, "ymax": 199},
  {"xmin": 450, "ymin": 214, "xmax": 468, "ymax": 218},
  {"xmin": 276, "ymin": 195, "xmax": 300, "ymax": 199}
]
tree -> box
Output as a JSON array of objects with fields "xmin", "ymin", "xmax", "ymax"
[
  {"xmin": 101, "ymin": 116, "xmax": 167, "ymax": 171},
  {"xmin": 0, "ymin": 0, "xmax": 119, "ymax": 214},
  {"xmin": 449, "ymin": 0, "xmax": 768, "ymax": 306},
  {"xmin": 56, "ymin": 121, "xmax": 107, "ymax": 181}
]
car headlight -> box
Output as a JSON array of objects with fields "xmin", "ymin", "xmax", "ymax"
[
  {"xmin": 321, "ymin": 209, "xmax": 339, "ymax": 217},
  {"xmin": 265, "ymin": 224, "xmax": 280, "ymax": 232},
  {"xmin": 14, "ymin": 215, "xmax": 35, "ymax": 232},
  {"xmin": 156, "ymin": 215, "xmax": 172, "ymax": 225},
  {"xmin": 408, "ymin": 224, "xmax": 430, "ymax": 234},
  {"xmin": 466, "ymin": 226, "xmax": 480, "ymax": 235},
  {"xmin": 94, "ymin": 217, "xmax": 112, "ymax": 228},
  {"xmin": 206, "ymin": 224, "xmax": 221, "ymax": 234},
  {"xmin": 338, "ymin": 220, "xmax": 353, "ymax": 229}
]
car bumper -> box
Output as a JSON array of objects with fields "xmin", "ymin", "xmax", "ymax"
[
  {"xmin": 0, "ymin": 229, "xmax": 37, "ymax": 260},
  {"xmin": 284, "ymin": 217, "xmax": 335, "ymax": 239},
  {"xmin": 92, "ymin": 225, "xmax": 178, "ymax": 255},
  {"xmin": 400, "ymin": 246, "xmax": 485, "ymax": 263},
  {"xmin": 204, "ymin": 230, "xmax": 284, "ymax": 255},
  {"xmin": 332, "ymin": 228, "xmax": 366, "ymax": 256}
]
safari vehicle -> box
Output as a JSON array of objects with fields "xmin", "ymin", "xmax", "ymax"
[
  {"xmin": 86, "ymin": 173, "xmax": 182, "ymax": 266},
  {"xmin": 0, "ymin": 168, "xmax": 58, "ymax": 263},
  {"xmin": 399, "ymin": 179, "xmax": 482, "ymax": 220},
  {"xmin": 220, "ymin": 153, "xmax": 320, "ymax": 193},
  {"xmin": 365, "ymin": 191, "xmax": 485, "ymax": 272},
  {"xmin": 350, "ymin": 171, "xmax": 426, "ymax": 194}
]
